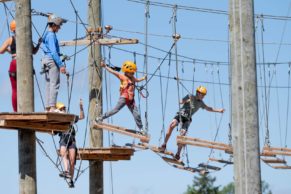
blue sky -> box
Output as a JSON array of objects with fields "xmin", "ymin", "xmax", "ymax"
[{"xmin": 0, "ymin": 0, "xmax": 291, "ymax": 193}]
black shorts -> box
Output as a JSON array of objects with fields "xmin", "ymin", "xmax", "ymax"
[{"xmin": 174, "ymin": 114, "xmax": 191, "ymax": 123}]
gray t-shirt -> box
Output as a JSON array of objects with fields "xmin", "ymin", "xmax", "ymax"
[{"xmin": 178, "ymin": 94, "xmax": 206, "ymax": 118}]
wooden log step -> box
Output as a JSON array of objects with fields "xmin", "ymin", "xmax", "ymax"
[
  {"xmin": 94, "ymin": 122, "xmax": 150, "ymax": 143},
  {"xmin": 209, "ymin": 158, "xmax": 233, "ymax": 165},
  {"xmin": 172, "ymin": 164, "xmax": 203, "ymax": 173},
  {"xmin": 271, "ymin": 166, "xmax": 291, "ymax": 169},
  {"xmin": 177, "ymin": 139, "xmax": 232, "ymax": 152},
  {"xmin": 261, "ymin": 158, "xmax": 286, "ymax": 164},
  {"xmin": 125, "ymin": 143, "xmax": 149, "ymax": 150},
  {"xmin": 260, "ymin": 151, "xmax": 276, "ymax": 157},
  {"xmin": 177, "ymin": 135, "xmax": 230, "ymax": 148},
  {"xmin": 263, "ymin": 146, "xmax": 291, "ymax": 152},
  {"xmin": 149, "ymin": 145, "xmax": 174, "ymax": 157},
  {"xmin": 198, "ymin": 163, "xmax": 221, "ymax": 171},
  {"xmin": 162, "ymin": 156, "xmax": 185, "ymax": 166},
  {"xmin": 262, "ymin": 150, "xmax": 291, "ymax": 156}
]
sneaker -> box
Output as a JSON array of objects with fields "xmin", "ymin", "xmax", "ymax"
[
  {"xmin": 68, "ymin": 179, "xmax": 74, "ymax": 188},
  {"xmin": 174, "ymin": 153, "xmax": 180, "ymax": 161},
  {"xmin": 159, "ymin": 143, "xmax": 166, "ymax": 152},
  {"xmin": 59, "ymin": 171, "xmax": 71, "ymax": 179},
  {"xmin": 95, "ymin": 116, "xmax": 103, "ymax": 123},
  {"xmin": 140, "ymin": 129, "xmax": 147, "ymax": 136}
]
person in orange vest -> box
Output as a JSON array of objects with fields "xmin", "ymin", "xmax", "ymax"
[
  {"xmin": 96, "ymin": 60, "xmax": 147, "ymax": 135},
  {"xmin": 53, "ymin": 100, "xmax": 84, "ymax": 188},
  {"xmin": 0, "ymin": 20, "xmax": 41, "ymax": 111},
  {"xmin": 160, "ymin": 86, "xmax": 225, "ymax": 160}
]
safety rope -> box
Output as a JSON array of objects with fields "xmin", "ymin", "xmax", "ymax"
[
  {"xmin": 144, "ymin": 0, "xmax": 150, "ymax": 134},
  {"xmin": 284, "ymin": 63, "xmax": 291, "ymax": 147},
  {"xmin": 136, "ymin": 42, "xmax": 176, "ymax": 92},
  {"xmin": 260, "ymin": 17, "xmax": 271, "ymax": 146},
  {"xmin": 2, "ymin": 2, "xmax": 11, "ymax": 37},
  {"xmin": 67, "ymin": 11, "xmax": 79, "ymax": 113},
  {"xmin": 157, "ymin": 53, "xmax": 172, "ymax": 145}
]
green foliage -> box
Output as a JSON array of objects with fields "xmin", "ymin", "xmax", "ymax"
[
  {"xmin": 219, "ymin": 180, "xmax": 272, "ymax": 194},
  {"xmin": 184, "ymin": 174, "xmax": 220, "ymax": 194},
  {"xmin": 185, "ymin": 174, "xmax": 272, "ymax": 194},
  {"xmin": 218, "ymin": 182, "xmax": 234, "ymax": 194}
]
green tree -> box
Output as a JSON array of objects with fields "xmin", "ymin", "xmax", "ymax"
[
  {"xmin": 219, "ymin": 181, "xmax": 272, "ymax": 194},
  {"xmin": 185, "ymin": 174, "xmax": 220, "ymax": 194}
]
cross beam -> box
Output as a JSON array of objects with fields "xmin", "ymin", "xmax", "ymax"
[
  {"xmin": 60, "ymin": 38, "xmax": 138, "ymax": 47},
  {"xmin": 177, "ymin": 135, "xmax": 233, "ymax": 153}
]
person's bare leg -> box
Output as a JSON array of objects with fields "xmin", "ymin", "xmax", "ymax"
[
  {"xmin": 60, "ymin": 146, "xmax": 70, "ymax": 177},
  {"xmin": 68, "ymin": 148, "xmax": 76, "ymax": 179},
  {"xmin": 160, "ymin": 119, "xmax": 178, "ymax": 151},
  {"xmin": 175, "ymin": 128, "xmax": 187, "ymax": 160}
]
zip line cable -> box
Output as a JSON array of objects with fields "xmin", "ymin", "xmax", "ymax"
[
  {"xmin": 113, "ymin": 27, "xmax": 291, "ymax": 46},
  {"xmin": 67, "ymin": 0, "xmax": 80, "ymax": 113},
  {"xmin": 129, "ymin": 0, "xmax": 291, "ymax": 21},
  {"xmin": 110, "ymin": 43, "xmax": 291, "ymax": 66}
]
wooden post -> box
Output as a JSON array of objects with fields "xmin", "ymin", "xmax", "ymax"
[
  {"xmin": 88, "ymin": 0, "xmax": 103, "ymax": 194},
  {"xmin": 15, "ymin": 0, "xmax": 36, "ymax": 194},
  {"xmin": 229, "ymin": 0, "xmax": 262, "ymax": 193}
]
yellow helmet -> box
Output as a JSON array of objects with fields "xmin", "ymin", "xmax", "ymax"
[
  {"xmin": 121, "ymin": 61, "xmax": 137, "ymax": 73},
  {"xmin": 10, "ymin": 20, "xmax": 16, "ymax": 32},
  {"xmin": 196, "ymin": 86, "xmax": 207, "ymax": 95},
  {"xmin": 56, "ymin": 102, "xmax": 66, "ymax": 110}
]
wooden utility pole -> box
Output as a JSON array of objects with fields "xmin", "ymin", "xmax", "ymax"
[
  {"xmin": 88, "ymin": 0, "xmax": 103, "ymax": 194},
  {"xmin": 229, "ymin": 0, "xmax": 262, "ymax": 193},
  {"xmin": 15, "ymin": 0, "xmax": 36, "ymax": 194}
]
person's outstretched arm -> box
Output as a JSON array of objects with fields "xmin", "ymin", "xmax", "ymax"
[
  {"xmin": 32, "ymin": 37, "xmax": 42, "ymax": 54},
  {"xmin": 0, "ymin": 37, "xmax": 12, "ymax": 54},
  {"xmin": 79, "ymin": 99, "xmax": 85, "ymax": 120},
  {"xmin": 135, "ymin": 75, "xmax": 147, "ymax": 82},
  {"xmin": 100, "ymin": 60, "xmax": 120, "ymax": 78},
  {"xmin": 205, "ymin": 105, "xmax": 225, "ymax": 113}
]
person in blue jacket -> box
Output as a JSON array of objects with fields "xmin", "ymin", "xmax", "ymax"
[{"xmin": 42, "ymin": 14, "xmax": 66, "ymax": 112}]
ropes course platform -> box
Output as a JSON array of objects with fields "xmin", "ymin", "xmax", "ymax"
[
  {"xmin": 94, "ymin": 122, "xmax": 150, "ymax": 143},
  {"xmin": 0, "ymin": 112, "xmax": 76, "ymax": 133},
  {"xmin": 76, "ymin": 147, "xmax": 134, "ymax": 161},
  {"xmin": 176, "ymin": 135, "xmax": 233, "ymax": 153}
]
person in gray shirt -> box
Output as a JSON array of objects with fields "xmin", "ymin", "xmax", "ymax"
[{"xmin": 160, "ymin": 86, "xmax": 225, "ymax": 160}]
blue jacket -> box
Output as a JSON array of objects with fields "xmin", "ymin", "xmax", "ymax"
[{"xmin": 42, "ymin": 31, "xmax": 63, "ymax": 67}]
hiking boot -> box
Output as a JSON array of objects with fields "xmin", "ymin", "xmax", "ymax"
[
  {"xmin": 95, "ymin": 116, "xmax": 103, "ymax": 123},
  {"xmin": 68, "ymin": 179, "xmax": 74, "ymax": 188},
  {"xmin": 59, "ymin": 171, "xmax": 71, "ymax": 179},
  {"xmin": 159, "ymin": 143, "xmax": 166, "ymax": 152},
  {"xmin": 174, "ymin": 153, "xmax": 180, "ymax": 161}
]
